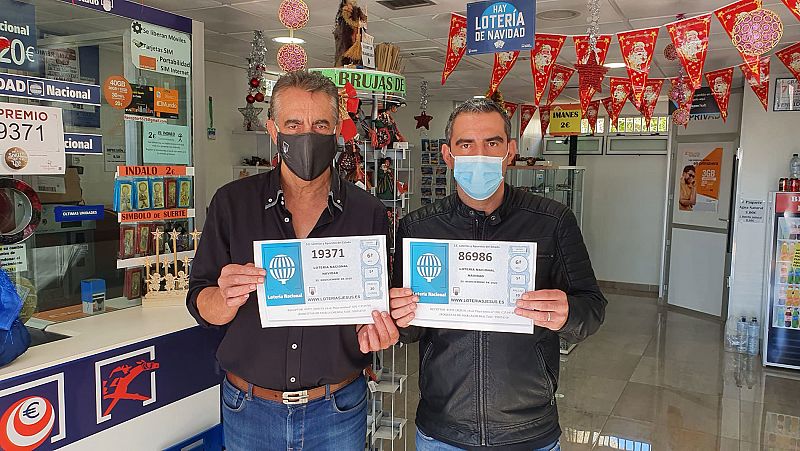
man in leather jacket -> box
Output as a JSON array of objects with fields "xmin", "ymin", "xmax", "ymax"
[{"xmin": 390, "ymin": 99, "xmax": 607, "ymax": 451}]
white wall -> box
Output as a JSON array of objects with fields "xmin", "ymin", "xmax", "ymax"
[
  {"xmin": 730, "ymin": 87, "xmax": 800, "ymax": 321},
  {"xmin": 198, "ymin": 61, "xmax": 262, "ymax": 207}
]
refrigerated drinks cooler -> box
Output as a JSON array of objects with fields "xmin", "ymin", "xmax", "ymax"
[{"xmin": 764, "ymin": 192, "xmax": 800, "ymax": 368}]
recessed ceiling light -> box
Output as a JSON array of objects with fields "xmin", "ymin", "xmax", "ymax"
[
  {"xmin": 272, "ymin": 36, "xmax": 305, "ymax": 44},
  {"xmin": 603, "ymin": 62, "xmax": 627, "ymax": 69},
  {"xmin": 536, "ymin": 9, "xmax": 581, "ymax": 21},
  {"xmin": 473, "ymin": 95, "xmax": 486, "ymax": 99}
]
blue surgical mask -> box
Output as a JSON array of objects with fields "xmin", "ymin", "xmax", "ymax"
[{"xmin": 452, "ymin": 152, "xmax": 507, "ymax": 201}]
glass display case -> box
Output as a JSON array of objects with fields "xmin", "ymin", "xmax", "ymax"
[{"xmin": 507, "ymin": 165, "xmax": 585, "ymax": 227}]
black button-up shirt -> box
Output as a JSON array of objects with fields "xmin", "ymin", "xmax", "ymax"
[{"xmin": 187, "ymin": 166, "xmax": 389, "ymax": 391}]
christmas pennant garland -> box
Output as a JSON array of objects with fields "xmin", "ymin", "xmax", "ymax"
[
  {"xmin": 573, "ymin": 34, "xmax": 613, "ymax": 65},
  {"xmin": 641, "ymin": 78, "xmax": 665, "ymax": 128},
  {"xmin": 666, "ymin": 14, "xmax": 712, "ymax": 89},
  {"xmin": 442, "ymin": 13, "xmax": 467, "ymax": 85},
  {"xmin": 520, "ymin": 104, "xmax": 537, "ymax": 135},
  {"xmin": 586, "ymin": 99, "xmax": 601, "ymax": 134},
  {"xmin": 504, "ymin": 102, "xmax": 519, "ymax": 119},
  {"xmin": 609, "ymin": 77, "xmax": 632, "ymax": 115},
  {"xmin": 741, "ymin": 57, "xmax": 770, "ymax": 111},
  {"xmin": 601, "ymin": 97, "xmax": 619, "ymax": 126},
  {"xmin": 488, "ymin": 51, "xmax": 520, "ymax": 97},
  {"xmin": 539, "ymin": 105, "xmax": 551, "ymax": 138},
  {"xmin": 714, "ymin": 0, "xmax": 763, "ymax": 83},
  {"xmin": 776, "ymin": 42, "xmax": 800, "ymax": 84},
  {"xmin": 546, "ymin": 64, "xmax": 575, "ymax": 106},
  {"xmin": 705, "ymin": 67, "xmax": 734, "ymax": 122},
  {"xmin": 531, "ymin": 34, "xmax": 567, "ymax": 106},
  {"xmin": 617, "ymin": 27, "xmax": 660, "ymax": 106},
  {"xmin": 782, "ymin": 0, "xmax": 800, "ymax": 22}
]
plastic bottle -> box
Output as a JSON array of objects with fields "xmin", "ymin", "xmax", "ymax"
[
  {"xmin": 737, "ymin": 316, "xmax": 749, "ymax": 353},
  {"xmin": 791, "ymin": 154, "xmax": 800, "ymax": 178},
  {"xmin": 748, "ymin": 317, "xmax": 760, "ymax": 355}
]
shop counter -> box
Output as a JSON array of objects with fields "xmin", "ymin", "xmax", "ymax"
[{"xmin": 0, "ymin": 306, "xmax": 223, "ymax": 450}]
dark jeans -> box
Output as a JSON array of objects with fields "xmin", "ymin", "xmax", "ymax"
[
  {"xmin": 416, "ymin": 428, "xmax": 561, "ymax": 451},
  {"xmin": 222, "ymin": 376, "xmax": 368, "ymax": 451}
]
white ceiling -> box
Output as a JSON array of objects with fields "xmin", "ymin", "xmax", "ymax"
[{"xmin": 30, "ymin": 0, "xmax": 800, "ymax": 104}]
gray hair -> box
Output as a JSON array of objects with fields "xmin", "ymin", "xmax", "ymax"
[
  {"xmin": 445, "ymin": 98, "xmax": 512, "ymax": 144},
  {"xmin": 269, "ymin": 70, "xmax": 339, "ymax": 122}
]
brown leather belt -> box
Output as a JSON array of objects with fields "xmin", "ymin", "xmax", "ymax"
[{"xmin": 226, "ymin": 371, "xmax": 362, "ymax": 405}]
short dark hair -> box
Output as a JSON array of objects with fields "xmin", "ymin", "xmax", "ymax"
[
  {"xmin": 445, "ymin": 98, "xmax": 512, "ymax": 144},
  {"xmin": 269, "ymin": 70, "xmax": 339, "ymax": 122},
  {"xmin": 683, "ymin": 165, "xmax": 696, "ymax": 174}
]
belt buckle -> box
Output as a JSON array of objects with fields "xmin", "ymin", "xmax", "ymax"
[{"xmin": 282, "ymin": 390, "xmax": 309, "ymax": 405}]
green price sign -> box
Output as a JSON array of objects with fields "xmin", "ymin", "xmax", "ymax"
[{"xmin": 310, "ymin": 68, "xmax": 406, "ymax": 96}]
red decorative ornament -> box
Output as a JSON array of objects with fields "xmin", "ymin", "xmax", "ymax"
[
  {"xmin": 277, "ymin": 44, "xmax": 307, "ymax": 72},
  {"xmin": 574, "ymin": 58, "xmax": 608, "ymax": 115},
  {"xmin": 664, "ymin": 43, "xmax": 678, "ymax": 61},
  {"xmin": 278, "ymin": 0, "xmax": 309, "ymax": 30},
  {"xmin": 672, "ymin": 106, "xmax": 690, "ymax": 127},
  {"xmin": 246, "ymin": 94, "xmax": 256, "ymax": 104},
  {"xmin": 250, "ymin": 78, "xmax": 260, "ymax": 88},
  {"xmin": 0, "ymin": 37, "xmax": 9, "ymax": 51},
  {"xmin": 732, "ymin": 8, "xmax": 784, "ymax": 56},
  {"xmin": 255, "ymin": 92, "xmax": 265, "ymax": 103}
]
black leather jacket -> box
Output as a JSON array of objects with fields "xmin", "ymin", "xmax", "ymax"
[{"xmin": 392, "ymin": 186, "xmax": 607, "ymax": 449}]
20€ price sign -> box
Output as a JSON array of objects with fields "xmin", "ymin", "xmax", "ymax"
[
  {"xmin": 549, "ymin": 104, "xmax": 582, "ymax": 136},
  {"xmin": 0, "ymin": 102, "xmax": 65, "ymax": 175}
]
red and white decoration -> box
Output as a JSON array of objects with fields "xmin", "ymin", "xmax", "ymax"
[
  {"xmin": 520, "ymin": 104, "xmax": 537, "ymax": 135},
  {"xmin": 277, "ymin": 43, "xmax": 307, "ymax": 72},
  {"xmin": 573, "ymin": 34, "xmax": 613, "ymax": 65},
  {"xmin": 731, "ymin": 7, "xmax": 784, "ymax": 57},
  {"xmin": 531, "ymin": 34, "xmax": 566, "ymax": 106},
  {"xmin": 715, "ymin": 0, "xmax": 763, "ymax": 83},
  {"xmin": 666, "ymin": 14, "xmax": 711, "ymax": 89},
  {"xmin": 442, "ymin": 13, "xmax": 468, "ymax": 85},
  {"xmin": 705, "ymin": 67, "xmax": 735, "ymax": 122},
  {"xmin": 782, "ymin": 0, "xmax": 800, "ymax": 22},
  {"xmin": 640, "ymin": 78, "xmax": 665, "ymax": 128},
  {"xmin": 546, "ymin": 64, "xmax": 575, "ymax": 106},
  {"xmin": 539, "ymin": 105, "xmax": 551, "ymax": 137},
  {"xmin": 776, "ymin": 41, "xmax": 800, "ymax": 83},
  {"xmin": 278, "ymin": 0, "xmax": 309, "ymax": 30},
  {"xmin": 504, "ymin": 102, "xmax": 518, "ymax": 119},
  {"xmin": 617, "ymin": 27, "xmax": 660, "ymax": 106},
  {"xmin": 741, "ymin": 56, "xmax": 771, "ymax": 111},
  {"xmin": 488, "ymin": 51, "xmax": 520, "ymax": 96},
  {"xmin": 586, "ymin": 99, "xmax": 601, "ymax": 133}
]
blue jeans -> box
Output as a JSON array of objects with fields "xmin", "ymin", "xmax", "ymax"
[
  {"xmin": 416, "ymin": 428, "xmax": 561, "ymax": 451},
  {"xmin": 222, "ymin": 375, "xmax": 368, "ymax": 451}
]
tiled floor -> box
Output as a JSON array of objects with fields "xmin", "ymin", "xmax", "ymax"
[{"xmin": 383, "ymin": 293, "xmax": 800, "ymax": 450}]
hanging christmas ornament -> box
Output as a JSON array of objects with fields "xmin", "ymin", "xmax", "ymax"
[
  {"xmin": 731, "ymin": 8, "xmax": 784, "ymax": 56},
  {"xmin": 531, "ymin": 34, "xmax": 567, "ymax": 106},
  {"xmin": 255, "ymin": 92, "xmax": 265, "ymax": 103},
  {"xmin": 277, "ymin": 44, "xmax": 307, "ymax": 71},
  {"xmin": 780, "ymin": 0, "xmax": 800, "ymax": 23},
  {"xmin": 442, "ymin": 13, "xmax": 468, "ymax": 85},
  {"xmin": 574, "ymin": 58, "xmax": 608, "ymax": 115},
  {"xmin": 415, "ymin": 80, "xmax": 433, "ymax": 130},
  {"xmin": 246, "ymin": 94, "xmax": 256, "ymax": 104},
  {"xmin": 573, "ymin": 35, "xmax": 613, "ymax": 65},
  {"xmin": 776, "ymin": 42, "xmax": 800, "ymax": 84},
  {"xmin": 672, "ymin": 106, "xmax": 690, "ymax": 127},
  {"xmin": 715, "ymin": 0, "xmax": 763, "ymax": 81},
  {"xmin": 250, "ymin": 78, "xmax": 260, "ymax": 88},
  {"xmin": 666, "ymin": 14, "xmax": 711, "ymax": 90},
  {"xmin": 278, "ymin": 0, "xmax": 310, "ymax": 30},
  {"xmin": 487, "ymin": 51, "xmax": 519, "ymax": 96},
  {"xmin": 664, "ymin": 43, "xmax": 679, "ymax": 61},
  {"xmin": 239, "ymin": 104, "xmax": 264, "ymax": 131},
  {"xmin": 617, "ymin": 27, "xmax": 660, "ymax": 106}
]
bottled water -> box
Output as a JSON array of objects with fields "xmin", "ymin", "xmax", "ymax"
[
  {"xmin": 747, "ymin": 317, "xmax": 760, "ymax": 355},
  {"xmin": 736, "ymin": 316, "xmax": 749, "ymax": 353},
  {"xmin": 791, "ymin": 154, "xmax": 800, "ymax": 178}
]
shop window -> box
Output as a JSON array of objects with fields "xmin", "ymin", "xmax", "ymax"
[{"xmin": 609, "ymin": 116, "xmax": 670, "ymax": 134}]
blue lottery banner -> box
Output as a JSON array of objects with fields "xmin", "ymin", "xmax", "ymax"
[
  {"xmin": 262, "ymin": 242, "xmax": 306, "ymax": 306},
  {"xmin": 0, "ymin": 0, "xmax": 38, "ymax": 72},
  {"xmin": 54, "ymin": 205, "xmax": 104, "ymax": 222},
  {"xmin": 0, "ymin": 73, "xmax": 101, "ymax": 105},
  {"xmin": 56, "ymin": 0, "xmax": 192, "ymax": 34},
  {"xmin": 410, "ymin": 241, "xmax": 449, "ymax": 304},
  {"xmin": 0, "ymin": 327, "xmax": 222, "ymax": 450},
  {"xmin": 466, "ymin": 0, "xmax": 535, "ymax": 55},
  {"xmin": 64, "ymin": 133, "xmax": 102, "ymax": 155}
]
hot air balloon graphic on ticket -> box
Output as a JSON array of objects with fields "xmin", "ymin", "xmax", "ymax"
[
  {"xmin": 404, "ymin": 238, "xmax": 537, "ymax": 334},
  {"xmin": 254, "ymin": 235, "xmax": 389, "ymax": 327}
]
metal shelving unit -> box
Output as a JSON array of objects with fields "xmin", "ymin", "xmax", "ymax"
[{"xmin": 507, "ymin": 165, "xmax": 585, "ymax": 228}]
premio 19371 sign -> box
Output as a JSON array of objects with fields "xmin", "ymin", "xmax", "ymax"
[{"xmin": 466, "ymin": 0, "xmax": 535, "ymax": 55}]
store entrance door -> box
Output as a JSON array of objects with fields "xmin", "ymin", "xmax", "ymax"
[{"xmin": 664, "ymin": 141, "xmax": 736, "ymax": 317}]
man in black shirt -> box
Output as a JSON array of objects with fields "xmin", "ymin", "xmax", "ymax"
[
  {"xmin": 390, "ymin": 99, "xmax": 606, "ymax": 451},
  {"xmin": 187, "ymin": 71, "xmax": 399, "ymax": 451}
]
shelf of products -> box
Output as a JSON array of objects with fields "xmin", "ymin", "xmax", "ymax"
[
  {"xmin": 420, "ymin": 138, "xmax": 452, "ymax": 205},
  {"xmin": 507, "ymin": 165, "xmax": 585, "ymax": 228}
]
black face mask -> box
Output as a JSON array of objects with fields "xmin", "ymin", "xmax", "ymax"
[{"xmin": 278, "ymin": 131, "xmax": 338, "ymax": 181}]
